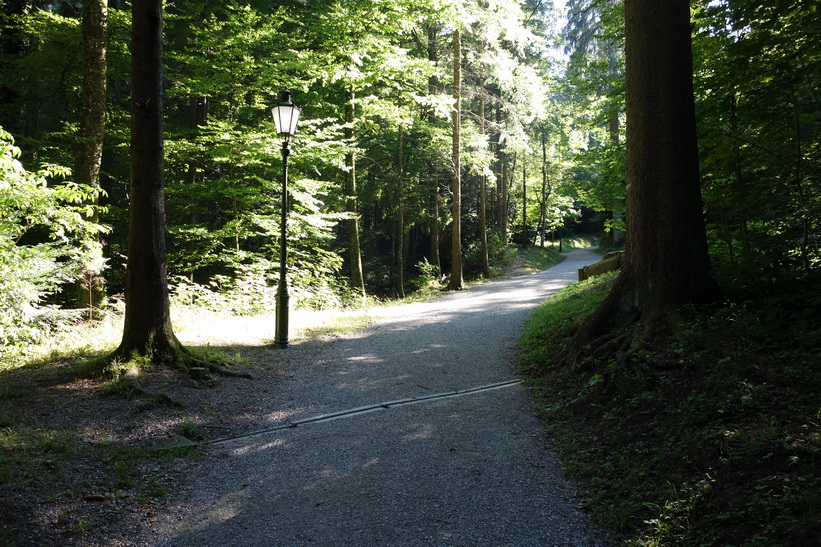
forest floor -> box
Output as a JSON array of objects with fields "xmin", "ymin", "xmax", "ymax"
[
  {"xmin": 519, "ymin": 270, "xmax": 821, "ymax": 545},
  {"xmin": 1, "ymin": 245, "xmax": 607, "ymax": 546}
]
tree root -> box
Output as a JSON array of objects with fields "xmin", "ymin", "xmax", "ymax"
[{"xmin": 105, "ymin": 375, "xmax": 184, "ymax": 409}]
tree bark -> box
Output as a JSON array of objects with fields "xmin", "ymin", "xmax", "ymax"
[
  {"xmin": 448, "ymin": 29, "xmax": 464, "ymax": 290},
  {"xmin": 521, "ymin": 157, "xmax": 528, "ymax": 248},
  {"xmin": 114, "ymin": 0, "xmax": 183, "ymax": 362},
  {"xmin": 395, "ymin": 124, "xmax": 405, "ymax": 297},
  {"xmin": 345, "ymin": 86, "xmax": 366, "ymax": 295},
  {"xmin": 577, "ymin": 0, "xmax": 720, "ymax": 341},
  {"xmin": 538, "ymin": 122, "xmax": 552, "ymax": 248},
  {"xmin": 478, "ymin": 81, "xmax": 490, "ymax": 278},
  {"xmin": 75, "ymin": 0, "xmax": 108, "ymax": 314},
  {"xmin": 426, "ymin": 24, "xmax": 441, "ymax": 275},
  {"xmin": 496, "ymin": 105, "xmax": 507, "ymax": 242}
]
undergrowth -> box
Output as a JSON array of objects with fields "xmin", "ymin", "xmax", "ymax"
[{"xmin": 519, "ymin": 272, "xmax": 821, "ymax": 545}]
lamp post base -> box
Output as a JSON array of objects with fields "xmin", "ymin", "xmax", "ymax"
[{"xmin": 274, "ymin": 291, "xmax": 289, "ymax": 348}]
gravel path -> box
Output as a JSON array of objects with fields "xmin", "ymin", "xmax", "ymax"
[{"xmin": 149, "ymin": 248, "xmax": 609, "ymax": 546}]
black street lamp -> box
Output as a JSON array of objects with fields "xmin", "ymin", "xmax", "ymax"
[{"xmin": 271, "ymin": 88, "xmax": 301, "ymax": 348}]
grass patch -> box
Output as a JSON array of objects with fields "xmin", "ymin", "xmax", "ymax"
[
  {"xmin": 519, "ymin": 272, "xmax": 821, "ymax": 545},
  {"xmin": 562, "ymin": 233, "xmax": 602, "ymax": 250},
  {"xmin": 297, "ymin": 312, "xmax": 376, "ymax": 340},
  {"xmin": 516, "ymin": 246, "xmax": 566, "ymax": 275}
]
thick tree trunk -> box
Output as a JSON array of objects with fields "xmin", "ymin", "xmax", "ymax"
[
  {"xmin": 115, "ymin": 0, "xmax": 183, "ymax": 362},
  {"xmin": 75, "ymin": 0, "xmax": 108, "ymax": 314},
  {"xmin": 345, "ymin": 86, "xmax": 366, "ymax": 295},
  {"xmin": 577, "ymin": 0, "xmax": 720, "ymax": 342},
  {"xmin": 448, "ymin": 29, "xmax": 464, "ymax": 290}
]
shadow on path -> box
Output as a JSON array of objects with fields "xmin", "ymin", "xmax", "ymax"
[{"xmin": 148, "ymin": 249, "xmax": 611, "ymax": 546}]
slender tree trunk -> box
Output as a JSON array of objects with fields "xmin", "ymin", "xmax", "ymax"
[
  {"xmin": 729, "ymin": 91, "xmax": 749, "ymax": 260},
  {"xmin": 576, "ymin": 0, "xmax": 720, "ymax": 343},
  {"xmin": 448, "ymin": 29, "xmax": 463, "ymax": 290},
  {"xmin": 426, "ymin": 23, "xmax": 441, "ymax": 275},
  {"xmin": 345, "ymin": 86, "xmax": 366, "ymax": 295},
  {"xmin": 608, "ymin": 104, "xmax": 625, "ymax": 246},
  {"xmin": 502, "ymin": 150, "xmax": 510, "ymax": 243},
  {"xmin": 478, "ymin": 81, "xmax": 490, "ymax": 278},
  {"xmin": 75, "ymin": 0, "xmax": 108, "ymax": 315},
  {"xmin": 490, "ymin": 101, "xmax": 501, "ymax": 228},
  {"xmin": 521, "ymin": 158, "xmax": 528, "ymax": 248},
  {"xmin": 115, "ymin": 0, "xmax": 183, "ymax": 362},
  {"xmin": 496, "ymin": 105, "xmax": 507, "ymax": 241},
  {"xmin": 428, "ymin": 172, "xmax": 441, "ymax": 274},
  {"xmin": 538, "ymin": 122, "xmax": 552, "ymax": 248},
  {"xmin": 788, "ymin": 86, "xmax": 811, "ymax": 270},
  {"xmin": 395, "ymin": 124, "xmax": 406, "ymax": 297}
]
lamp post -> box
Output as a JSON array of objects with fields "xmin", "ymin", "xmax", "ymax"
[{"xmin": 271, "ymin": 88, "xmax": 301, "ymax": 348}]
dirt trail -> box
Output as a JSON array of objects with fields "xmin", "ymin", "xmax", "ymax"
[{"xmin": 143, "ymin": 249, "xmax": 609, "ymax": 546}]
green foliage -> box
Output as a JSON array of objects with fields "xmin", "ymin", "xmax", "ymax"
[
  {"xmin": 560, "ymin": 0, "xmax": 626, "ymax": 220},
  {"xmin": 693, "ymin": 0, "xmax": 821, "ymax": 280},
  {"xmin": 409, "ymin": 258, "xmax": 444, "ymax": 292},
  {"xmin": 0, "ymin": 128, "xmax": 105, "ymax": 359}
]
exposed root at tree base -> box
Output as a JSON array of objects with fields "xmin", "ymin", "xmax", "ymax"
[{"xmin": 110, "ymin": 376, "xmax": 185, "ymax": 408}]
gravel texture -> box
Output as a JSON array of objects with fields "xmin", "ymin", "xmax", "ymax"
[{"xmin": 141, "ymin": 248, "xmax": 610, "ymax": 546}]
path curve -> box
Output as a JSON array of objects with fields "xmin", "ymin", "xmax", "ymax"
[{"xmin": 151, "ymin": 248, "xmax": 610, "ymax": 546}]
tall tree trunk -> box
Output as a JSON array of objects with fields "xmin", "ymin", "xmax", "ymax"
[
  {"xmin": 729, "ymin": 92, "xmax": 750, "ymax": 257},
  {"xmin": 478, "ymin": 79, "xmax": 490, "ymax": 278},
  {"xmin": 521, "ymin": 158, "xmax": 528, "ymax": 248},
  {"xmin": 395, "ymin": 124, "xmax": 406, "ymax": 297},
  {"xmin": 426, "ymin": 23, "xmax": 441, "ymax": 275},
  {"xmin": 507, "ymin": 152, "xmax": 515, "ymax": 245},
  {"xmin": 607, "ymin": 104, "xmax": 625, "ymax": 247},
  {"xmin": 496, "ymin": 105, "xmax": 507, "ymax": 241},
  {"xmin": 577, "ymin": 0, "xmax": 720, "ymax": 343},
  {"xmin": 448, "ymin": 29, "xmax": 464, "ymax": 290},
  {"xmin": 788, "ymin": 86, "xmax": 811, "ymax": 271},
  {"xmin": 489, "ymin": 101, "xmax": 500, "ymax": 228},
  {"xmin": 114, "ymin": 0, "xmax": 183, "ymax": 362},
  {"xmin": 428, "ymin": 171, "xmax": 441, "ymax": 275},
  {"xmin": 75, "ymin": 0, "xmax": 108, "ymax": 316},
  {"xmin": 345, "ymin": 86, "xmax": 366, "ymax": 295},
  {"xmin": 538, "ymin": 122, "xmax": 552, "ymax": 248}
]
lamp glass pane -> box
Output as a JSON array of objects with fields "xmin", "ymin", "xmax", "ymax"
[
  {"xmin": 272, "ymin": 104, "xmax": 301, "ymax": 137},
  {"xmin": 287, "ymin": 107, "xmax": 301, "ymax": 136}
]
